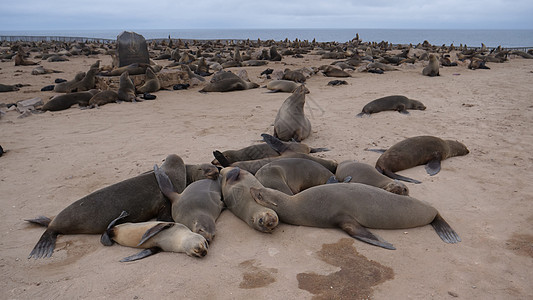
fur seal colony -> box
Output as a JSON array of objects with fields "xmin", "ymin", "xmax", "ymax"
[{"xmin": 7, "ymin": 32, "xmax": 532, "ymax": 298}]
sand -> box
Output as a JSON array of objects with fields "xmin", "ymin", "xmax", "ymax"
[{"xmin": 1, "ymin": 47, "xmax": 532, "ymax": 299}]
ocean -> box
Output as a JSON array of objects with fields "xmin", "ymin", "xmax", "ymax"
[{"xmin": 1, "ymin": 28, "xmax": 532, "ymax": 48}]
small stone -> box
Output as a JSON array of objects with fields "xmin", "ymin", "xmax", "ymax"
[{"xmin": 448, "ymin": 291, "xmax": 458, "ymax": 297}]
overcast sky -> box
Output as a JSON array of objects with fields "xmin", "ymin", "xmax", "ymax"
[{"xmin": 1, "ymin": 0, "xmax": 532, "ymax": 31}]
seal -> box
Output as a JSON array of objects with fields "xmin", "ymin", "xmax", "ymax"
[
  {"xmin": 72, "ymin": 67, "xmax": 98, "ymax": 92},
  {"xmin": 0, "ymin": 83, "xmax": 20, "ymax": 92},
  {"xmin": 335, "ymin": 160, "xmax": 409, "ymax": 195},
  {"xmin": 374, "ymin": 136, "xmax": 470, "ymax": 184},
  {"xmin": 255, "ymin": 158, "xmax": 334, "ymax": 195},
  {"xmin": 101, "ymin": 211, "xmax": 208, "ymax": 262},
  {"xmin": 320, "ymin": 65, "xmax": 351, "ymax": 77},
  {"xmin": 356, "ymin": 95, "xmax": 426, "ymax": 117},
  {"xmin": 220, "ymin": 167, "xmax": 279, "ymax": 233},
  {"xmin": 154, "ymin": 165, "xmax": 223, "ymax": 243},
  {"xmin": 88, "ymin": 90, "xmax": 119, "ymax": 108},
  {"xmin": 282, "ymin": 69, "xmax": 306, "ymax": 83},
  {"xmin": 14, "ymin": 50, "xmax": 39, "ymax": 66},
  {"xmin": 211, "ymin": 134, "xmax": 328, "ymax": 166},
  {"xmin": 26, "ymin": 154, "xmax": 187, "ymax": 259},
  {"xmin": 422, "ymin": 54, "xmax": 440, "ymax": 76},
  {"xmin": 273, "ymin": 85, "xmax": 311, "ymax": 142},
  {"xmin": 53, "ymin": 71, "xmax": 86, "ymax": 93},
  {"xmin": 117, "ymin": 71, "xmax": 140, "ymax": 102},
  {"xmin": 250, "ymin": 182, "xmax": 461, "ymax": 250},
  {"xmin": 185, "ymin": 163, "xmax": 220, "ymax": 185},
  {"xmin": 136, "ymin": 67, "xmax": 161, "ymax": 94},
  {"xmin": 99, "ymin": 63, "xmax": 153, "ymax": 76},
  {"xmin": 199, "ymin": 76, "xmax": 259, "ymax": 93},
  {"xmin": 41, "ymin": 89, "xmax": 100, "ymax": 111},
  {"xmin": 265, "ymin": 80, "xmax": 309, "ymax": 93}
]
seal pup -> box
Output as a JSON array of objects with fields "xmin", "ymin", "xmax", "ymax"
[
  {"xmin": 199, "ymin": 76, "xmax": 259, "ymax": 93},
  {"xmin": 255, "ymin": 158, "xmax": 334, "ymax": 195},
  {"xmin": 422, "ymin": 54, "xmax": 440, "ymax": 76},
  {"xmin": 136, "ymin": 67, "xmax": 161, "ymax": 94},
  {"xmin": 220, "ymin": 167, "xmax": 279, "ymax": 233},
  {"xmin": 251, "ymin": 182, "xmax": 461, "ymax": 250},
  {"xmin": 53, "ymin": 71, "xmax": 86, "ymax": 93},
  {"xmin": 273, "ymin": 85, "xmax": 311, "ymax": 142},
  {"xmin": 265, "ymin": 80, "xmax": 309, "ymax": 93},
  {"xmin": 26, "ymin": 154, "xmax": 187, "ymax": 259},
  {"xmin": 373, "ymin": 136, "xmax": 469, "ymax": 184},
  {"xmin": 117, "ymin": 71, "xmax": 140, "ymax": 102},
  {"xmin": 154, "ymin": 165, "xmax": 223, "ymax": 243},
  {"xmin": 101, "ymin": 211, "xmax": 208, "ymax": 262},
  {"xmin": 185, "ymin": 163, "xmax": 220, "ymax": 186},
  {"xmin": 88, "ymin": 90, "xmax": 119, "ymax": 108},
  {"xmin": 356, "ymin": 95, "xmax": 426, "ymax": 117},
  {"xmin": 335, "ymin": 160, "xmax": 409, "ymax": 195},
  {"xmin": 41, "ymin": 89, "xmax": 100, "ymax": 111}
]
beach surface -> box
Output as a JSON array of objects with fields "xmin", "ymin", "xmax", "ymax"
[{"xmin": 1, "ymin": 47, "xmax": 532, "ymax": 299}]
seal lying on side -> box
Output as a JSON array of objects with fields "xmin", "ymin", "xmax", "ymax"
[
  {"xmin": 199, "ymin": 75, "xmax": 259, "ymax": 93},
  {"xmin": 422, "ymin": 54, "xmax": 440, "ymax": 77},
  {"xmin": 273, "ymin": 85, "xmax": 311, "ymax": 142},
  {"xmin": 219, "ymin": 167, "xmax": 279, "ymax": 233},
  {"xmin": 101, "ymin": 211, "xmax": 208, "ymax": 262},
  {"xmin": 255, "ymin": 158, "xmax": 334, "ymax": 195},
  {"xmin": 335, "ymin": 160, "xmax": 409, "ymax": 195},
  {"xmin": 0, "ymin": 83, "xmax": 20, "ymax": 92},
  {"xmin": 41, "ymin": 89, "xmax": 100, "ymax": 111},
  {"xmin": 154, "ymin": 165, "xmax": 224, "ymax": 243},
  {"xmin": 53, "ymin": 71, "xmax": 85, "ymax": 93},
  {"xmin": 88, "ymin": 90, "xmax": 119, "ymax": 108},
  {"xmin": 265, "ymin": 80, "xmax": 310, "ymax": 93},
  {"xmin": 26, "ymin": 154, "xmax": 187, "ymax": 259},
  {"xmin": 251, "ymin": 182, "xmax": 461, "ymax": 250},
  {"xmin": 373, "ymin": 136, "xmax": 469, "ymax": 184},
  {"xmin": 356, "ymin": 95, "xmax": 426, "ymax": 117}
]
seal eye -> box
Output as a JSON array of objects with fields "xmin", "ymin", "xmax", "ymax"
[{"xmin": 258, "ymin": 218, "xmax": 264, "ymax": 224}]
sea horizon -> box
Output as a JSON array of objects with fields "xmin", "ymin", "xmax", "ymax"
[{"xmin": 1, "ymin": 28, "xmax": 532, "ymax": 48}]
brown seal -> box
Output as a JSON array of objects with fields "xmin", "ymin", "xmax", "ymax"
[
  {"xmin": 99, "ymin": 63, "xmax": 154, "ymax": 76},
  {"xmin": 320, "ymin": 65, "xmax": 351, "ymax": 77},
  {"xmin": 53, "ymin": 71, "xmax": 86, "ymax": 93},
  {"xmin": 117, "ymin": 71, "xmax": 139, "ymax": 102},
  {"xmin": 374, "ymin": 136, "xmax": 469, "ymax": 184},
  {"xmin": 265, "ymin": 80, "xmax": 310, "ymax": 93},
  {"xmin": 14, "ymin": 50, "xmax": 39, "ymax": 66},
  {"xmin": 422, "ymin": 54, "xmax": 440, "ymax": 76},
  {"xmin": 199, "ymin": 75, "xmax": 259, "ymax": 93},
  {"xmin": 0, "ymin": 83, "xmax": 20, "ymax": 92},
  {"xmin": 41, "ymin": 89, "xmax": 100, "ymax": 111},
  {"xmin": 282, "ymin": 69, "xmax": 306, "ymax": 83},
  {"xmin": 88, "ymin": 90, "xmax": 119, "ymax": 107},
  {"xmin": 251, "ymin": 182, "xmax": 461, "ymax": 250},
  {"xmin": 72, "ymin": 67, "xmax": 98, "ymax": 91},
  {"xmin": 26, "ymin": 154, "xmax": 187, "ymax": 259},
  {"xmin": 101, "ymin": 211, "xmax": 208, "ymax": 262},
  {"xmin": 136, "ymin": 67, "xmax": 161, "ymax": 94},
  {"xmin": 335, "ymin": 160, "xmax": 409, "ymax": 195},
  {"xmin": 219, "ymin": 167, "xmax": 279, "ymax": 233},
  {"xmin": 255, "ymin": 158, "xmax": 334, "ymax": 195},
  {"xmin": 154, "ymin": 165, "xmax": 223, "ymax": 243},
  {"xmin": 356, "ymin": 95, "xmax": 426, "ymax": 117},
  {"xmin": 273, "ymin": 85, "xmax": 311, "ymax": 142}
]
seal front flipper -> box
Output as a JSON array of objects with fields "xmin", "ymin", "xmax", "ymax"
[
  {"xmin": 261, "ymin": 133, "xmax": 288, "ymax": 154},
  {"xmin": 430, "ymin": 214, "xmax": 461, "ymax": 244},
  {"xmin": 339, "ymin": 220, "xmax": 396, "ymax": 250},
  {"xmin": 119, "ymin": 247, "xmax": 162, "ymax": 262},
  {"xmin": 28, "ymin": 229, "xmax": 58, "ymax": 259},
  {"xmin": 153, "ymin": 164, "xmax": 177, "ymax": 196},
  {"xmin": 213, "ymin": 150, "xmax": 231, "ymax": 167},
  {"xmin": 309, "ymin": 147, "xmax": 329, "ymax": 153},
  {"xmin": 326, "ymin": 176, "xmax": 339, "ymax": 184},
  {"xmin": 424, "ymin": 158, "xmax": 442, "ymax": 176},
  {"xmin": 101, "ymin": 211, "xmax": 129, "ymax": 246},
  {"xmin": 137, "ymin": 223, "xmax": 174, "ymax": 246},
  {"xmin": 365, "ymin": 148, "xmax": 387, "ymax": 153}
]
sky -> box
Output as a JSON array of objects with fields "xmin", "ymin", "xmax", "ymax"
[{"xmin": 1, "ymin": 0, "xmax": 532, "ymax": 31}]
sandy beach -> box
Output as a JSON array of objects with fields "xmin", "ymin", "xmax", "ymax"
[{"xmin": 1, "ymin": 42, "xmax": 532, "ymax": 299}]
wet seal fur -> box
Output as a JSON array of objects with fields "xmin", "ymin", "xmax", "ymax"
[
  {"xmin": 356, "ymin": 95, "xmax": 426, "ymax": 117},
  {"xmin": 251, "ymin": 182, "xmax": 461, "ymax": 250},
  {"xmin": 335, "ymin": 160, "xmax": 409, "ymax": 195},
  {"xmin": 101, "ymin": 211, "xmax": 208, "ymax": 262},
  {"xmin": 219, "ymin": 167, "xmax": 279, "ymax": 233},
  {"xmin": 26, "ymin": 154, "xmax": 187, "ymax": 259},
  {"xmin": 373, "ymin": 136, "xmax": 470, "ymax": 184}
]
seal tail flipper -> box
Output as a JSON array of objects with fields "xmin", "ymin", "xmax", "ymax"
[
  {"xmin": 424, "ymin": 158, "xmax": 441, "ymax": 176},
  {"xmin": 340, "ymin": 220, "xmax": 396, "ymax": 250},
  {"xmin": 431, "ymin": 214, "xmax": 461, "ymax": 244},
  {"xmin": 119, "ymin": 247, "xmax": 162, "ymax": 262},
  {"xmin": 154, "ymin": 164, "xmax": 175, "ymax": 197},
  {"xmin": 213, "ymin": 150, "xmax": 231, "ymax": 168},
  {"xmin": 355, "ymin": 112, "xmax": 368, "ymax": 118},
  {"xmin": 261, "ymin": 133, "xmax": 289, "ymax": 154},
  {"xmin": 326, "ymin": 176, "xmax": 339, "ymax": 184},
  {"xmin": 28, "ymin": 229, "xmax": 58, "ymax": 259},
  {"xmin": 309, "ymin": 147, "xmax": 330, "ymax": 153},
  {"xmin": 100, "ymin": 211, "xmax": 129, "ymax": 246},
  {"xmin": 381, "ymin": 168, "xmax": 422, "ymax": 184},
  {"xmin": 137, "ymin": 223, "xmax": 174, "ymax": 246},
  {"xmin": 365, "ymin": 148, "xmax": 387, "ymax": 153},
  {"xmin": 25, "ymin": 216, "xmax": 52, "ymax": 227}
]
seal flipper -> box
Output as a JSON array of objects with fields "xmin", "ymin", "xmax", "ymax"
[
  {"xmin": 339, "ymin": 220, "xmax": 396, "ymax": 250},
  {"xmin": 153, "ymin": 164, "xmax": 177, "ymax": 197},
  {"xmin": 25, "ymin": 216, "xmax": 52, "ymax": 227},
  {"xmin": 431, "ymin": 214, "xmax": 461, "ymax": 244},
  {"xmin": 424, "ymin": 158, "xmax": 441, "ymax": 176},
  {"xmin": 365, "ymin": 148, "xmax": 387, "ymax": 153},
  {"xmin": 326, "ymin": 176, "xmax": 339, "ymax": 184},
  {"xmin": 309, "ymin": 147, "xmax": 330, "ymax": 153},
  {"xmin": 381, "ymin": 168, "xmax": 422, "ymax": 184},
  {"xmin": 28, "ymin": 229, "xmax": 58, "ymax": 259},
  {"xmin": 119, "ymin": 247, "xmax": 161, "ymax": 262},
  {"xmin": 101, "ymin": 211, "xmax": 129, "ymax": 246},
  {"xmin": 355, "ymin": 112, "xmax": 368, "ymax": 118},
  {"xmin": 213, "ymin": 150, "xmax": 231, "ymax": 168},
  {"xmin": 137, "ymin": 223, "xmax": 174, "ymax": 246},
  {"xmin": 261, "ymin": 133, "xmax": 288, "ymax": 154}
]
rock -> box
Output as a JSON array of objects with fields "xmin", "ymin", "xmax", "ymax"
[
  {"xmin": 116, "ymin": 31, "xmax": 150, "ymax": 67},
  {"xmin": 17, "ymin": 97, "xmax": 43, "ymax": 108}
]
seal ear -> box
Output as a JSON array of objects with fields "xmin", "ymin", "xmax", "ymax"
[{"xmin": 250, "ymin": 187, "xmax": 277, "ymax": 207}]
